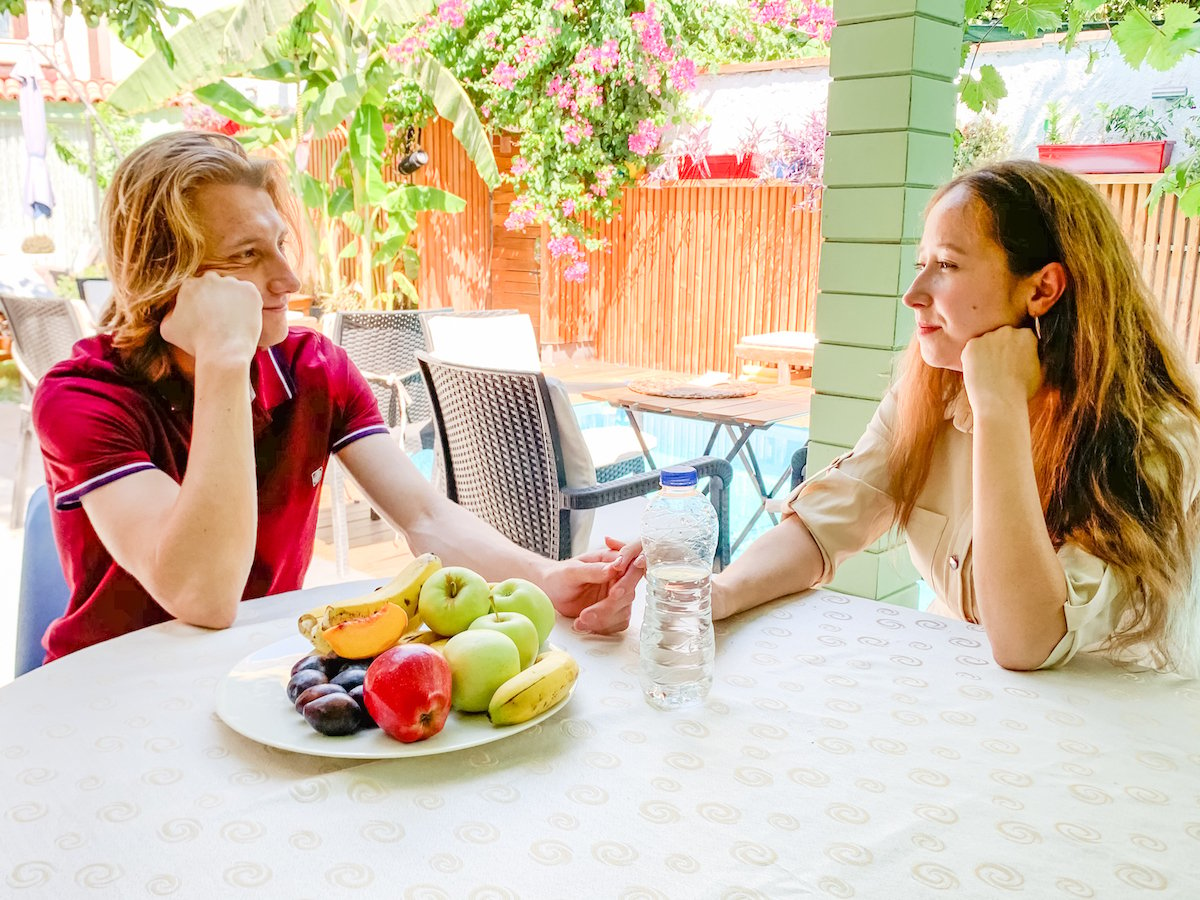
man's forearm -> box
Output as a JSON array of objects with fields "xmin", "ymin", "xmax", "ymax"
[
  {"xmin": 711, "ymin": 516, "xmax": 824, "ymax": 619},
  {"xmin": 389, "ymin": 495, "xmax": 554, "ymax": 586},
  {"xmin": 149, "ymin": 358, "xmax": 258, "ymax": 626}
]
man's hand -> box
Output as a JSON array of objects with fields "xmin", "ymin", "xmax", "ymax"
[
  {"xmin": 543, "ymin": 538, "xmax": 645, "ymax": 635},
  {"xmin": 160, "ymin": 271, "xmax": 263, "ymax": 363},
  {"xmin": 961, "ymin": 325, "xmax": 1041, "ymax": 415}
]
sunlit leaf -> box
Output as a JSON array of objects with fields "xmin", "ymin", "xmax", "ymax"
[
  {"xmin": 1002, "ymin": 0, "xmax": 1062, "ymax": 39},
  {"xmin": 960, "ymin": 64, "xmax": 1007, "ymax": 114},
  {"xmin": 108, "ymin": 0, "xmax": 313, "ymax": 113}
]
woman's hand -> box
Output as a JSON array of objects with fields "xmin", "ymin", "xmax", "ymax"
[
  {"xmin": 961, "ymin": 325, "xmax": 1041, "ymax": 414},
  {"xmin": 542, "ymin": 538, "xmax": 645, "ymax": 635}
]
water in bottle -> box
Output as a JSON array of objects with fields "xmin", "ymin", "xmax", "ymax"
[{"xmin": 639, "ymin": 465, "xmax": 718, "ymax": 710}]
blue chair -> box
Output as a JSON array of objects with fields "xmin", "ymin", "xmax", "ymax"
[
  {"xmin": 790, "ymin": 441, "xmax": 809, "ymax": 491},
  {"xmin": 15, "ymin": 485, "xmax": 70, "ymax": 677}
]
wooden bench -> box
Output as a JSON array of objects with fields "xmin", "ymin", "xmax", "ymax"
[{"xmin": 734, "ymin": 331, "xmax": 816, "ymax": 384}]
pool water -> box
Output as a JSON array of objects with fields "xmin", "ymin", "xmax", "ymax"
[
  {"xmin": 575, "ymin": 401, "xmax": 808, "ymax": 556},
  {"xmin": 410, "ymin": 403, "xmax": 806, "ymax": 559}
]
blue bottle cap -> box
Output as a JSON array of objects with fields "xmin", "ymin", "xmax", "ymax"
[{"xmin": 659, "ymin": 465, "xmax": 698, "ymax": 487}]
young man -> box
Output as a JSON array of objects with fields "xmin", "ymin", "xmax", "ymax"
[{"xmin": 32, "ymin": 131, "xmax": 640, "ymax": 664}]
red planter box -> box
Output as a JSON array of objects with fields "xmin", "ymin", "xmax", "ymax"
[
  {"xmin": 678, "ymin": 154, "xmax": 756, "ymax": 180},
  {"xmin": 1037, "ymin": 141, "xmax": 1175, "ymax": 175}
]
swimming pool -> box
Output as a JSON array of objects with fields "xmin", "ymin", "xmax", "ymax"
[
  {"xmin": 573, "ymin": 400, "xmax": 809, "ymax": 555},
  {"xmin": 411, "ymin": 401, "xmax": 807, "ymax": 558}
]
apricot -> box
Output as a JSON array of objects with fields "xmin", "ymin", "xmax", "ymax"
[{"xmin": 320, "ymin": 603, "xmax": 409, "ymax": 659}]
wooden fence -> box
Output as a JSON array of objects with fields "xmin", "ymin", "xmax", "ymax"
[
  {"xmin": 308, "ymin": 122, "xmax": 1200, "ymax": 373},
  {"xmin": 1087, "ymin": 174, "xmax": 1200, "ymax": 365}
]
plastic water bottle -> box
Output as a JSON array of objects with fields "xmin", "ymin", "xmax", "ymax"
[{"xmin": 638, "ymin": 465, "xmax": 718, "ymax": 710}]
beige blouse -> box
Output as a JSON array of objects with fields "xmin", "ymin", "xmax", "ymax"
[{"xmin": 785, "ymin": 388, "xmax": 1132, "ymax": 669}]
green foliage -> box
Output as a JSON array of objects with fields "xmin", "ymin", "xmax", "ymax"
[
  {"xmin": 1042, "ymin": 100, "xmax": 1081, "ymax": 143},
  {"xmin": 48, "ymin": 104, "xmax": 144, "ymax": 192},
  {"xmin": 0, "ymin": 359, "xmax": 20, "ymax": 404},
  {"xmin": 109, "ymin": 0, "xmax": 490, "ymax": 310},
  {"xmin": 962, "ymin": 1, "xmax": 1200, "ymax": 215},
  {"xmin": 960, "ymin": 63, "xmax": 1007, "ymax": 113},
  {"xmin": 1098, "ymin": 92, "xmax": 1194, "ymax": 142},
  {"xmin": 954, "ymin": 115, "xmax": 1012, "ymax": 174},
  {"xmin": 0, "ymin": 0, "xmax": 192, "ymax": 66},
  {"xmin": 390, "ymin": 0, "xmax": 830, "ymax": 279},
  {"xmin": 53, "ymin": 263, "xmax": 105, "ymax": 300},
  {"xmin": 1112, "ymin": 3, "xmax": 1200, "ymax": 71}
]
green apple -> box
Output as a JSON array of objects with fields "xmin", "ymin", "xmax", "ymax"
[
  {"xmin": 490, "ymin": 578, "xmax": 556, "ymax": 645},
  {"xmin": 418, "ymin": 566, "xmax": 492, "ymax": 636},
  {"xmin": 469, "ymin": 611, "xmax": 539, "ymax": 670},
  {"xmin": 442, "ymin": 630, "xmax": 520, "ymax": 712}
]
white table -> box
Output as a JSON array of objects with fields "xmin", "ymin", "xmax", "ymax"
[{"xmin": 3, "ymin": 583, "xmax": 1199, "ymax": 897}]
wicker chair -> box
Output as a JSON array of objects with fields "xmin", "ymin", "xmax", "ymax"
[
  {"xmin": 0, "ymin": 293, "xmax": 93, "ymax": 528},
  {"xmin": 320, "ymin": 309, "xmax": 451, "ymax": 574},
  {"xmin": 423, "ymin": 311, "xmax": 650, "ymax": 484},
  {"xmin": 417, "ymin": 353, "xmax": 733, "ymax": 569}
]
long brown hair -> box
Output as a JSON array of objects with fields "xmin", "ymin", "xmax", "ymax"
[
  {"xmin": 886, "ymin": 160, "xmax": 1200, "ymax": 668},
  {"xmin": 102, "ymin": 131, "xmax": 299, "ymax": 382}
]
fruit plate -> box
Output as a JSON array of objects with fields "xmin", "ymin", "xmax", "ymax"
[{"xmin": 216, "ymin": 634, "xmax": 575, "ymax": 759}]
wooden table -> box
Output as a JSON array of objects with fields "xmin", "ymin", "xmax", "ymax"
[{"xmin": 582, "ymin": 382, "xmax": 811, "ymax": 549}]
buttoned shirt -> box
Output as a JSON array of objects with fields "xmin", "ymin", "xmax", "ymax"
[{"xmin": 786, "ymin": 388, "xmax": 1138, "ymax": 669}]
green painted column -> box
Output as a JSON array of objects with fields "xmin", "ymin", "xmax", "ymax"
[{"xmin": 810, "ymin": 0, "xmax": 963, "ymax": 605}]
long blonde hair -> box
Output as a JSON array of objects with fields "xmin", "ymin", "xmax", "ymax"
[
  {"xmin": 102, "ymin": 131, "xmax": 298, "ymax": 382},
  {"xmin": 886, "ymin": 161, "xmax": 1200, "ymax": 671}
]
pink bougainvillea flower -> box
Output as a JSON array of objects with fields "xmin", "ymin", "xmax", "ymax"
[
  {"xmin": 562, "ymin": 119, "xmax": 592, "ymax": 145},
  {"xmin": 386, "ymin": 35, "xmax": 429, "ymax": 63},
  {"xmin": 490, "ymin": 61, "xmax": 520, "ymax": 90},
  {"xmin": 563, "ymin": 260, "xmax": 590, "ymax": 282},
  {"xmin": 547, "ymin": 235, "xmax": 580, "ymax": 258},
  {"xmin": 436, "ymin": 0, "xmax": 465, "ymax": 28},
  {"xmin": 628, "ymin": 119, "xmax": 662, "ymax": 157},
  {"xmin": 504, "ymin": 205, "xmax": 537, "ymax": 231},
  {"xmin": 511, "ymin": 156, "xmax": 531, "ymax": 177},
  {"xmin": 561, "ymin": 199, "xmax": 576, "ymax": 215},
  {"xmin": 669, "ymin": 58, "xmax": 697, "ymax": 91},
  {"xmin": 631, "ymin": 3, "xmax": 673, "ymax": 62}
]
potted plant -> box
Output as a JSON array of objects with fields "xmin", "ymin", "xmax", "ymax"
[{"xmin": 1037, "ymin": 95, "xmax": 1194, "ymax": 175}]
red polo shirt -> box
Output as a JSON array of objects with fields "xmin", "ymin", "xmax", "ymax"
[{"xmin": 32, "ymin": 328, "xmax": 389, "ymax": 663}]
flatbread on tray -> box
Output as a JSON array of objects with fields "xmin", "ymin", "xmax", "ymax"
[{"xmin": 627, "ymin": 379, "xmax": 759, "ymax": 400}]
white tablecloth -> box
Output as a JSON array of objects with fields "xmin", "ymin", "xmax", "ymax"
[{"xmin": 3, "ymin": 584, "xmax": 1199, "ymax": 898}]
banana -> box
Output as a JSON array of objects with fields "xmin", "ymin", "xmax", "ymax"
[
  {"xmin": 487, "ymin": 650, "xmax": 579, "ymax": 726},
  {"xmin": 400, "ymin": 629, "xmax": 443, "ymax": 646},
  {"xmin": 381, "ymin": 553, "xmax": 442, "ymax": 633},
  {"xmin": 298, "ymin": 553, "xmax": 442, "ymax": 652}
]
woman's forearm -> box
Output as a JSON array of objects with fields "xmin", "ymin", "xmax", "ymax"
[
  {"xmin": 972, "ymin": 401, "xmax": 1067, "ymax": 669},
  {"xmin": 711, "ymin": 515, "xmax": 824, "ymax": 619}
]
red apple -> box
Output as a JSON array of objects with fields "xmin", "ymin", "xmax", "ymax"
[{"xmin": 364, "ymin": 645, "xmax": 453, "ymax": 743}]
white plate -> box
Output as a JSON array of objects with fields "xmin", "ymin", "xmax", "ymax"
[{"xmin": 216, "ymin": 634, "xmax": 574, "ymax": 759}]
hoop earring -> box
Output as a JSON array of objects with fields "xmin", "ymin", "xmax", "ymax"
[{"xmin": 1034, "ymin": 316, "xmax": 1042, "ymax": 340}]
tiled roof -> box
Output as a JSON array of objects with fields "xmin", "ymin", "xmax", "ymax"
[{"xmin": 0, "ymin": 62, "xmax": 115, "ymax": 103}]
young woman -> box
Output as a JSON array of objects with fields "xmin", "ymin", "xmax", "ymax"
[{"xmin": 713, "ymin": 160, "xmax": 1200, "ymax": 674}]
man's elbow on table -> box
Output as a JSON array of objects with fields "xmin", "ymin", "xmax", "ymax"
[{"xmin": 154, "ymin": 582, "xmax": 243, "ymax": 631}]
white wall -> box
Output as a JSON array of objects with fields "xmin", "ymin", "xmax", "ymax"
[
  {"xmin": 678, "ymin": 32, "xmax": 1200, "ymax": 159},
  {"xmin": 968, "ymin": 35, "xmax": 1200, "ymax": 155}
]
